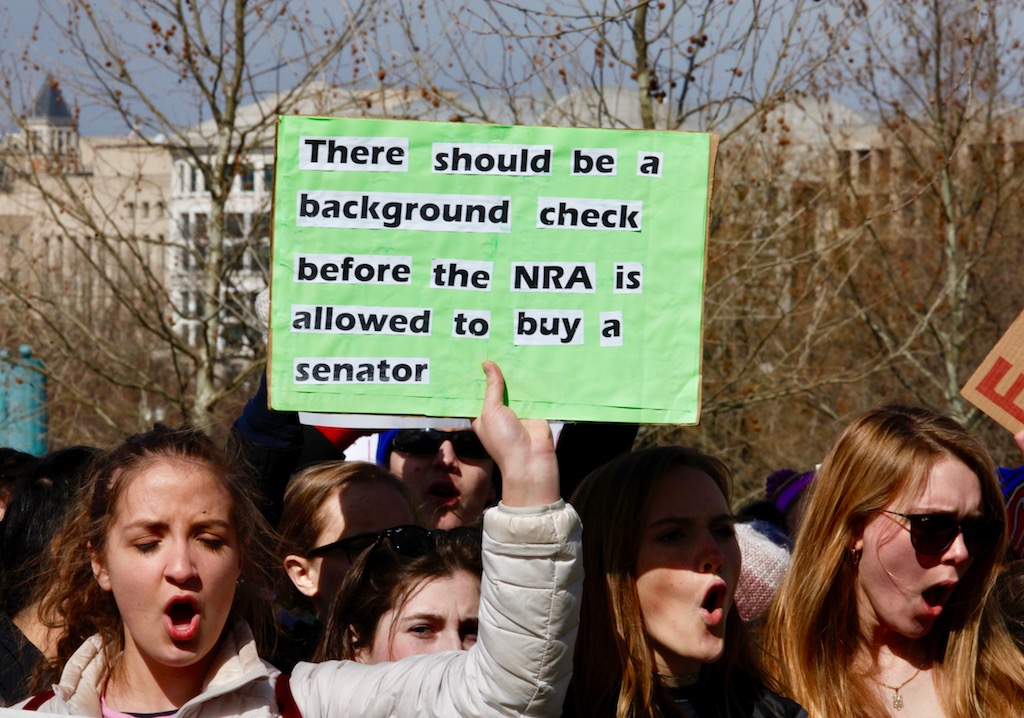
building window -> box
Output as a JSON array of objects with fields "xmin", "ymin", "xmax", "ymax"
[
  {"xmin": 226, "ymin": 213, "xmax": 245, "ymax": 239},
  {"xmin": 254, "ymin": 241, "xmax": 270, "ymax": 272},
  {"xmin": 194, "ymin": 213, "xmax": 208, "ymax": 241},
  {"xmin": 837, "ymin": 150, "xmax": 851, "ymax": 177},
  {"xmin": 875, "ymin": 149, "xmax": 891, "ymax": 186},
  {"xmin": 262, "ymin": 165, "xmax": 274, "ymax": 194},
  {"xmin": 252, "ymin": 212, "xmax": 270, "ymax": 239},
  {"xmin": 240, "ymin": 166, "xmax": 255, "ymax": 192},
  {"xmin": 856, "ymin": 149, "xmax": 871, "ymax": 186}
]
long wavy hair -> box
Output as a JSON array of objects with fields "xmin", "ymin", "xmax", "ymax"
[
  {"xmin": 567, "ymin": 446, "xmax": 762, "ymax": 718},
  {"xmin": 37, "ymin": 424, "xmax": 278, "ymax": 677},
  {"xmin": 763, "ymin": 405, "xmax": 1024, "ymax": 717}
]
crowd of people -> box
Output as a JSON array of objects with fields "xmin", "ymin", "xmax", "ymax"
[{"xmin": 2, "ymin": 357, "xmax": 1024, "ymax": 717}]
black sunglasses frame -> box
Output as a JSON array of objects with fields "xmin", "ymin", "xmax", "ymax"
[
  {"xmin": 881, "ymin": 510, "xmax": 1004, "ymax": 557},
  {"xmin": 390, "ymin": 429, "xmax": 490, "ymax": 461},
  {"xmin": 306, "ymin": 530, "xmax": 380, "ymax": 562},
  {"xmin": 307, "ymin": 524, "xmax": 482, "ymax": 562}
]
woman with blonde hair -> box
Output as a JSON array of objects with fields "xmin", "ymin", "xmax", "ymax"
[
  {"xmin": 565, "ymin": 445, "xmax": 805, "ymax": 718},
  {"xmin": 764, "ymin": 405, "xmax": 1024, "ymax": 717}
]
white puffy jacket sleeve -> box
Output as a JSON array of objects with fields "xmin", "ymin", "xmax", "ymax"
[{"xmin": 289, "ymin": 499, "xmax": 583, "ymax": 718}]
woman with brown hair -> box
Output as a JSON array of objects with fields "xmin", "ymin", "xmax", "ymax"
[
  {"xmin": 273, "ymin": 460, "xmax": 417, "ymax": 670},
  {"xmin": 314, "ymin": 524, "xmax": 482, "ymax": 662},
  {"xmin": 764, "ymin": 405, "xmax": 1024, "ymax": 717},
  {"xmin": 278, "ymin": 461, "xmax": 417, "ymax": 619},
  {"xmin": 565, "ymin": 445, "xmax": 804, "ymax": 718},
  {"xmin": 20, "ymin": 361, "xmax": 583, "ymax": 717}
]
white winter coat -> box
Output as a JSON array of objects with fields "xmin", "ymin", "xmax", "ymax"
[{"xmin": 15, "ymin": 500, "xmax": 582, "ymax": 718}]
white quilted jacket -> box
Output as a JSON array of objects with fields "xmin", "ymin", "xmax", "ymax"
[{"xmin": 18, "ymin": 501, "xmax": 583, "ymax": 718}]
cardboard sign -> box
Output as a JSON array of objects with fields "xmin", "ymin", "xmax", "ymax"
[
  {"xmin": 962, "ymin": 308, "xmax": 1024, "ymax": 433},
  {"xmin": 268, "ymin": 116, "xmax": 717, "ymax": 423}
]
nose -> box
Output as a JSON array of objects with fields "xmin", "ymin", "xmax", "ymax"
[
  {"xmin": 942, "ymin": 530, "xmax": 971, "ymax": 564},
  {"xmin": 699, "ymin": 529, "xmax": 725, "ymax": 573},
  {"xmin": 164, "ymin": 540, "xmax": 199, "ymax": 584},
  {"xmin": 438, "ymin": 628, "xmax": 463, "ymax": 652},
  {"xmin": 436, "ymin": 439, "xmax": 458, "ymax": 468}
]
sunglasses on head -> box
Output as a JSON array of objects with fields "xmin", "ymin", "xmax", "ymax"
[
  {"xmin": 306, "ymin": 531, "xmax": 379, "ymax": 562},
  {"xmin": 373, "ymin": 524, "xmax": 482, "ymax": 556},
  {"xmin": 308, "ymin": 524, "xmax": 482, "ymax": 562},
  {"xmin": 881, "ymin": 510, "xmax": 1004, "ymax": 557},
  {"xmin": 390, "ymin": 429, "xmax": 489, "ymax": 461}
]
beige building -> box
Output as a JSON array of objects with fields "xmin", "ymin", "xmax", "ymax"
[{"xmin": 0, "ymin": 76, "xmax": 172, "ymax": 326}]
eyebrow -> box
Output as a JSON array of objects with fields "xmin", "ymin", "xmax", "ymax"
[
  {"xmin": 647, "ymin": 514, "xmax": 734, "ymax": 529},
  {"xmin": 400, "ymin": 613, "xmax": 444, "ymax": 623},
  {"xmin": 401, "ymin": 611, "xmax": 478, "ymax": 623},
  {"xmin": 120, "ymin": 518, "xmax": 233, "ymax": 533}
]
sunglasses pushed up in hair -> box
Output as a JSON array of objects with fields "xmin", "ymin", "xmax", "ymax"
[
  {"xmin": 307, "ymin": 524, "xmax": 481, "ymax": 562},
  {"xmin": 881, "ymin": 510, "xmax": 1004, "ymax": 557},
  {"xmin": 390, "ymin": 429, "xmax": 490, "ymax": 461},
  {"xmin": 306, "ymin": 531, "xmax": 380, "ymax": 562}
]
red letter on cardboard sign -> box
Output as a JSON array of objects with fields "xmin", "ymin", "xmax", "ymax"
[{"xmin": 975, "ymin": 356, "xmax": 1024, "ymax": 423}]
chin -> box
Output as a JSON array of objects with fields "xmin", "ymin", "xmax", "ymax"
[
  {"xmin": 163, "ymin": 635, "xmax": 221, "ymax": 666},
  {"xmin": 433, "ymin": 511, "xmax": 463, "ymax": 530},
  {"xmin": 695, "ymin": 637, "xmax": 726, "ymax": 664},
  {"xmin": 155, "ymin": 647, "xmax": 207, "ymax": 668}
]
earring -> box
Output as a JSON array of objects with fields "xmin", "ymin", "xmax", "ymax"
[{"xmin": 850, "ymin": 547, "xmax": 862, "ymax": 566}]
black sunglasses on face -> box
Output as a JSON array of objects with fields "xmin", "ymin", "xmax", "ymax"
[
  {"xmin": 881, "ymin": 510, "xmax": 1004, "ymax": 557},
  {"xmin": 390, "ymin": 429, "xmax": 490, "ymax": 461}
]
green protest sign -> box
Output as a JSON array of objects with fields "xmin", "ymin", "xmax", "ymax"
[{"xmin": 267, "ymin": 115, "xmax": 716, "ymax": 423}]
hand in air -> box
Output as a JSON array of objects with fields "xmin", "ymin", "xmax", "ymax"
[{"xmin": 471, "ymin": 361, "xmax": 559, "ymax": 508}]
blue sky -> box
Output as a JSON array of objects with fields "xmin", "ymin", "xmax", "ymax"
[{"xmin": 0, "ymin": 1, "xmax": 362, "ymax": 135}]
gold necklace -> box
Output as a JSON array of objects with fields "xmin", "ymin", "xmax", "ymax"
[{"xmin": 872, "ymin": 668, "xmax": 922, "ymax": 711}]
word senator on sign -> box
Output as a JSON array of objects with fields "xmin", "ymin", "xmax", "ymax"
[{"xmin": 295, "ymin": 357, "xmax": 429, "ymax": 384}]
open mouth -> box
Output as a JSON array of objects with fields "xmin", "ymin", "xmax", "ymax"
[
  {"xmin": 701, "ymin": 583, "xmax": 727, "ymax": 625},
  {"xmin": 165, "ymin": 597, "xmax": 200, "ymax": 642},
  {"xmin": 922, "ymin": 583, "xmax": 954, "ymax": 610},
  {"xmin": 426, "ymin": 481, "xmax": 459, "ymax": 502}
]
